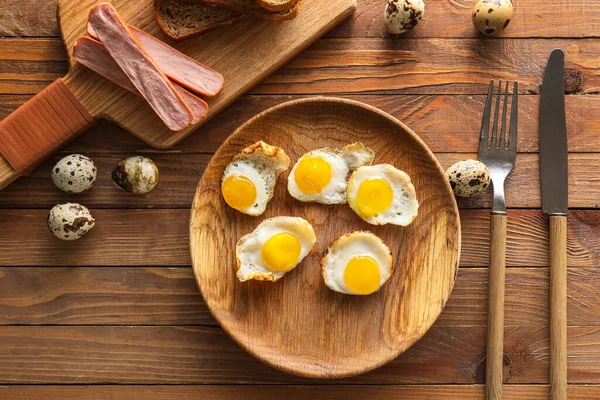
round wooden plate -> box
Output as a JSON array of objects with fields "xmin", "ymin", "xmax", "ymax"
[{"xmin": 190, "ymin": 97, "xmax": 461, "ymax": 378}]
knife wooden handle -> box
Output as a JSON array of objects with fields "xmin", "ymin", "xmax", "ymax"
[
  {"xmin": 0, "ymin": 78, "xmax": 95, "ymax": 189},
  {"xmin": 486, "ymin": 214, "xmax": 507, "ymax": 400},
  {"xmin": 550, "ymin": 215, "xmax": 568, "ymax": 400}
]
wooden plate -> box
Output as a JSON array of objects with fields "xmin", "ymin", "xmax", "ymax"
[{"xmin": 190, "ymin": 97, "xmax": 461, "ymax": 378}]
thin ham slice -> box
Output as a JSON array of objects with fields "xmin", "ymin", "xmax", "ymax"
[
  {"xmin": 88, "ymin": 3, "xmax": 192, "ymax": 131},
  {"xmin": 73, "ymin": 36, "xmax": 208, "ymax": 124},
  {"xmin": 88, "ymin": 22, "xmax": 224, "ymax": 98}
]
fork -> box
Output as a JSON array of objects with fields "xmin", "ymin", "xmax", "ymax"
[{"xmin": 478, "ymin": 80, "xmax": 518, "ymax": 400}]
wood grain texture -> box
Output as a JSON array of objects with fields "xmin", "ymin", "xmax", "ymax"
[
  {"xmin": 1, "ymin": 385, "xmax": 600, "ymax": 399},
  {"xmin": 550, "ymin": 216, "xmax": 568, "ymax": 400},
  {"xmin": 1, "ymin": 152, "xmax": 599, "ymax": 209},
  {"xmin": 4, "ymin": 94, "xmax": 600, "ymax": 154},
  {"xmin": 487, "ymin": 215, "xmax": 507, "ymax": 400},
  {"xmin": 57, "ymin": 0, "xmax": 356, "ymax": 149},
  {"xmin": 1, "ymin": 325, "xmax": 600, "ymax": 384},
  {"xmin": 4, "ymin": 0, "xmax": 600, "ymax": 39},
  {"xmin": 190, "ymin": 98, "xmax": 460, "ymax": 378},
  {"xmin": 1, "ymin": 209, "xmax": 599, "ymax": 267}
]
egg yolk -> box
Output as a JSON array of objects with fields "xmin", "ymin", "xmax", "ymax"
[
  {"xmin": 221, "ymin": 175, "xmax": 257, "ymax": 210},
  {"xmin": 356, "ymin": 178, "xmax": 393, "ymax": 217},
  {"xmin": 294, "ymin": 156, "xmax": 332, "ymax": 194},
  {"xmin": 262, "ymin": 232, "xmax": 301, "ymax": 271},
  {"xmin": 343, "ymin": 256, "xmax": 381, "ymax": 295}
]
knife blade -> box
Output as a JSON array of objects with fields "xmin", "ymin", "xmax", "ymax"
[{"xmin": 539, "ymin": 49, "xmax": 568, "ymax": 215}]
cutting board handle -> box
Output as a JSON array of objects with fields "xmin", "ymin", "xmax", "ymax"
[{"xmin": 0, "ymin": 78, "xmax": 96, "ymax": 189}]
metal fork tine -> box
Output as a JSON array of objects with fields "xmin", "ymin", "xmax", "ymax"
[
  {"xmin": 500, "ymin": 81, "xmax": 509, "ymax": 149},
  {"xmin": 479, "ymin": 81, "xmax": 494, "ymax": 152},
  {"xmin": 508, "ymin": 81, "xmax": 518, "ymax": 151},
  {"xmin": 491, "ymin": 81, "xmax": 502, "ymax": 148}
]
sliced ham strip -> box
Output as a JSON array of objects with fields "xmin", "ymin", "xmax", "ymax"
[
  {"xmin": 88, "ymin": 22, "xmax": 224, "ymax": 98},
  {"xmin": 88, "ymin": 3, "xmax": 192, "ymax": 131},
  {"xmin": 73, "ymin": 37, "xmax": 208, "ymax": 124}
]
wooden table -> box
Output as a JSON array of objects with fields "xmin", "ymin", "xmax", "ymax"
[{"xmin": 1, "ymin": 0, "xmax": 600, "ymax": 398}]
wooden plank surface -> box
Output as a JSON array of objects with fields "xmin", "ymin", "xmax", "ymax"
[
  {"xmin": 3, "ymin": 0, "xmax": 600, "ymax": 39},
  {"xmin": 1, "ymin": 209, "xmax": 600, "ymax": 267},
  {"xmin": 4, "ymin": 267, "xmax": 600, "ymax": 327}
]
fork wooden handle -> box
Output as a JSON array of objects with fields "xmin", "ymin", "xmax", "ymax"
[
  {"xmin": 486, "ymin": 214, "xmax": 507, "ymax": 400},
  {"xmin": 550, "ymin": 215, "xmax": 568, "ymax": 400}
]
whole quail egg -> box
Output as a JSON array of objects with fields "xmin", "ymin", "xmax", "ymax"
[
  {"xmin": 446, "ymin": 159, "xmax": 490, "ymax": 197},
  {"xmin": 472, "ymin": 0, "xmax": 513, "ymax": 36},
  {"xmin": 47, "ymin": 203, "xmax": 95, "ymax": 241},
  {"xmin": 112, "ymin": 156, "xmax": 159, "ymax": 195},
  {"xmin": 51, "ymin": 154, "xmax": 97, "ymax": 193},
  {"xmin": 384, "ymin": 0, "xmax": 424, "ymax": 35}
]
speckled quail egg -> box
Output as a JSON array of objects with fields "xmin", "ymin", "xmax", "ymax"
[
  {"xmin": 472, "ymin": 0, "xmax": 513, "ymax": 36},
  {"xmin": 446, "ymin": 159, "xmax": 490, "ymax": 197},
  {"xmin": 384, "ymin": 0, "xmax": 424, "ymax": 35},
  {"xmin": 112, "ymin": 156, "xmax": 159, "ymax": 195},
  {"xmin": 51, "ymin": 154, "xmax": 97, "ymax": 193},
  {"xmin": 47, "ymin": 203, "xmax": 95, "ymax": 241},
  {"xmin": 221, "ymin": 141, "xmax": 290, "ymax": 216}
]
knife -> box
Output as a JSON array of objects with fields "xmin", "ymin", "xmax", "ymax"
[{"xmin": 539, "ymin": 48, "xmax": 569, "ymax": 400}]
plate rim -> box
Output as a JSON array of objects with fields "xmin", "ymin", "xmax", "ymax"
[{"xmin": 189, "ymin": 96, "xmax": 461, "ymax": 378}]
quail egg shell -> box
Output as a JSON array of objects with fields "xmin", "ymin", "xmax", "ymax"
[
  {"xmin": 221, "ymin": 141, "xmax": 290, "ymax": 216},
  {"xmin": 446, "ymin": 159, "xmax": 490, "ymax": 197},
  {"xmin": 347, "ymin": 164, "xmax": 419, "ymax": 226},
  {"xmin": 112, "ymin": 156, "xmax": 159, "ymax": 195},
  {"xmin": 472, "ymin": 0, "xmax": 513, "ymax": 36},
  {"xmin": 321, "ymin": 231, "xmax": 393, "ymax": 295},
  {"xmin": 47, "ymin": 203, "xmax": 95, "ymax": 241},
  {"xmin": 51, "ymin": 154, "xmax": 97, "ymax": 193},
  {"xmin": 384, "ymin": 0, "xmax": 425, "ymax": 35},
  {"xmin": 236, "ymin": 216, "xmax": 316, "ymax": 282},
  {"xmin": 287, "ymin": 143, "xmax": 374, "ymax": 204}
]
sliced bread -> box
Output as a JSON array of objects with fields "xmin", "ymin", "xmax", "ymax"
[
  {"xmin": 178, "ymin": 0, "xmax": 300, "ymax": 21},
  {"xmin": 254, "ymin": 0, "xmax": 299, "ymax": 12},
  {"xmin": 154, "ymin": 0, "xmax": 246, "ymax": 41}
]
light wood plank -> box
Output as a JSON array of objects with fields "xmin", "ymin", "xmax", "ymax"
[
  {"xmin": 2, "ymin": 267, "xmax": 600, "ymax": 327},
  {"xmin": 1, "ymin": 38, "xmax": 599, "ymax": 95},
  {"xmin": 0, "ymin": 325, "xmax": 599, "ymax": 383},
  {"xmin": 0, "ymin": 209, "xmax": 599, "ymax": 267},
  {"xmin": 3, "ymin": 94, "xmax": 600, "ymax": 154},
  {"xmin": 1, "ymin": 385, "xmax": 600, "ymax": 400}
]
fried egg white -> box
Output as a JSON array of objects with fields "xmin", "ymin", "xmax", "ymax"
[
  {"xmin": 347, "ymin": 164, "xmax": 419, "ymax": 226},
  {"xmin": 236, "ymin": 216, "xmax": 317, "ymax": 282},
  {"xmin": 321, "ymin": 231, "xmax": 393, "ymax": 295},
  {"xmin": 287, "ymin": 143, "xmax": 374, "ymax": 204},
  {"xmin": 221, "ymin": 141, "xmax": 290, "ymax": 216}
]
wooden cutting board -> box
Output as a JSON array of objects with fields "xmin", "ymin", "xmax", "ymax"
[{"xmin": 0, "ymin": 0, "xmax": 356, "ymax": 189}]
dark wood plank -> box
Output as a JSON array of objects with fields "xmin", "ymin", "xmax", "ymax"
[
  {"xmin": 0, "ymin": 325, "xmax": 600, "ymax": 384},
  {"xmin": 2, "ymin": 267, "xmax": 600, "ymax": 327},
  {"xmin": 3, "ymin": 94, "xmax": 600, "ymax": 154},
  {"xmin": 0, "ymin": 209, "xmax": 599, "ymax": 267},
  {"xmin": 1, "ymin": 38, "xmax": 599, "ymax": 95},
  {"xmin": 3, "ymin": 0, "xmax": 600, "ymax": 39},
  {"xmin": 2, "ymin": 385, "xmax": 600, "ymax": 399},
  {"xmin": 0, "ymin": 153, "xmax": 597, "ymax": 209}
]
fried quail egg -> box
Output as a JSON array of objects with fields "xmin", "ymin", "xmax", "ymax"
[
  {"xmin": 384, "ymin": 0, "xmax": 425, "ymax": 35},
  {"xmin": 51, "ymin": 154, "xmax": 97, "ymax": 193},
  {"xmin": 287, "ymin": 143, "xmax": 374, "ymax": 204},
  {"xmin": 47, "ymin": 203, "xmax": 95, "ymax": 241},
  {"xmin": 446, "ymin": 159, "xmax": 490, "ymax": 197},
  {"xmin": 472, "ymin": 0, "xmax": 513, "ymax": 36},
  {"xmin": 321, "ymin": 231, "xmax": 393, "ymax": 295},
  {"xmin": 347, "ymin": 164, "xmax": 418, "ymax": 226},
  {"xmin": 236, "ymin": 216, "xmax": 316, "ymax": 282},
  {"xmin": 221, "ymin": 141, "xmax": 290, "ymax": 216},
  {"xmin": 112, "ymin": 156, "xmax": 159, "ymax": 195}
]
